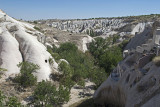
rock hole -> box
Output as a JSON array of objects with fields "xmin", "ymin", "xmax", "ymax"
[{"xmin": 45, "ymin": 60, "xmax": 47, "ymax": 63}]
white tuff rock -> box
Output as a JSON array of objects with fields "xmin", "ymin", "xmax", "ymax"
[{"xmin": 0, "ymin": 10, "xmax": 58, "ymax": 81}]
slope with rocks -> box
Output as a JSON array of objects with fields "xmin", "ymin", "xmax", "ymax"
[
  {"xmin": 34, "ymin": 15, "xmax": 160, "ymax": 54},
  {"xmin": 93, "ymin": 22, "xmax": 160, "ymax": 107},
  {"xmin": 32, "ymin": 23, "xmax": 94, "ymax": 52}
]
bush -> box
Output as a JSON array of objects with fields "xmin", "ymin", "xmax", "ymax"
[
  {"xmin": 47, "ymin": 42, "xmax": 108, "ymax": 88},
  {"xmin": 99, "ymin": 46, "xmax": 123, "ymax": 73},
  {"xmin": 90, "ymin": 68, "xmax": 108, "ymax": 88},
  {"xmin": 47, "ymin": 44, "xmax": 58, "ymax": 54},
  {"xmin": 6, "ymin": 96, "xmax": 22, "ymax": 107},
  {"xmin": 14, "ymin": 62, "xmax": 39, "ymax": 88},
  {"xmin": 59, "ymin": 61, "xmax": 73, "ymax": 77},
  {"xmin": 89, "ymin": 37, "xmax": 123, "ymax": 74},
  {"xmin": 30, "ymin": 80, "xmax": 70, "ymax": 106},
  {"xmin": 34, "ymin": 26, "xmax": 42, "ymax": 32},
  {"xmin": 0, "ymin": 90, "xmax": 6, "ymax": 107},
  {"xmin": 58, "ymin": 61, "xmax": 75, "ymax": 89},
  {"xmin": 112, "ymin": 34, "xmax": 120, "ymax": 44},
  {"xmin": 51, "ymin": 53, "xmax": 61, "ymax": 62},
  {"xmin": 0, "ymin": 90, "xmax": 22, "ymax": 107},
  {"xmin": 88, "ymin": 37, "xmax": 109, "ymax": 59},
  {"xmin": 33, "ymin": 21, "xmax": 38, "ymax": 24}
]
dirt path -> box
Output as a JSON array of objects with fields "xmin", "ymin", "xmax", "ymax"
[{"xmin": 63, "ymin": 81, "xmax": 95, "ymax": 107}]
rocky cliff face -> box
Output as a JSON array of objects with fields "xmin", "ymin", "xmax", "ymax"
[
  {"xmin": 93, "ymin": 23, "xmax": 160, "ymax": 107},
  {"xmin": 0, "ymin": 10, "xmax": 58, "ymax": 81},
  {"xmin": 93, "ymin": 56, "xmax": 160, "ymax": 107}
]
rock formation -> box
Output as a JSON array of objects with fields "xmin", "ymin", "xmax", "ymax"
[
  {"xmin": 38, "ymin": 18, "xmax": 154, "ymax": 39},
  {"xmin": 93, "ymin": 23, "xmax": 160, "ymax": 107},
  {"xmin": 0, "ymin": 10, "xmax": 58, "ymax": 81}
]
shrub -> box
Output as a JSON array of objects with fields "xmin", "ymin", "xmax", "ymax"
[
  {"xmin": 51, "ymin": 53, "xmax": 61, "ymax": 62},
  {"xmin": 89, "ymin": 37, "xmax": 123, "ymax": 74},
  {"xmin": 49, "ymin": 58, "xmax": 54, "ymax": 64},
  {"xmin": 0, "ymin": 90, "xmax": 22, "ymax": 107},
  {"xmin": 0, "ymin": 90, "xmax": 6, "ymax": 107},
  {"xmin": 14, "ymin": 62, "xmax": 39, "ymax": 88},
  {"xmin": 59, "ymin": 61, "xmax": 73, "ymax": 77},
  {"xmin": 30, "ymin": 80, "xmax": 70, "ymax": 106},
  {"xmin": 58, "ymin": 61, "xmax": 75, "ymax": 89},
  {"xmin": 99, "ymin": 46, "xmax": 123, "ymax": 73},
  {"xmin": 90, "ymin": 68, "xmax": 108, "ymax": 88},
  {"xmin": 47, "ymin": 44, "xmax": 58, "ymax": 54},
  {"xmin": 34, "ymin": 26, "xmax": 41, "ymax": 32},
  {"xmin": 60, "ymin": 76, "xmax": 75, "ymax": 90},
  {"xmin": 33, "ymin": 21, "xmax": 38, "ymax": 24},
  {"xmin": 6, "ymin": 96, "xmax": 22, "ymax": 107},
  {"xmin": 48, "ymin": 42, "xmax": 108, "ymax": 88},
  {"xmin": 88, "ymin": 37, "xmax": 109, "ymax": 59},
  {"xmin": 112, "ymin": 34, "xmax": 120, "ymax": 44}
]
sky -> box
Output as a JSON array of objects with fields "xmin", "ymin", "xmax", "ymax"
[{"xmin": 0, "ymin": 0, "xmax": 160, "ymax": 20}]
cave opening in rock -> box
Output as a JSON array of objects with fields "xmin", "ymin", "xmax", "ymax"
[{"xmin": 45, "ymin": 60, "xmax": 47, "ymax": 63}]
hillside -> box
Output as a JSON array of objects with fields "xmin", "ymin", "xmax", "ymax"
[
  {"xmin": 1, "ymin": 9, "xmax": 160, "ymax": 107},
  {"xmin": 0, "ymin": 10, "xmax": 99, "ymax": 106},
  {"xmin": 93, "ymin": 22, "xmax": 160, "ymax": 107}
]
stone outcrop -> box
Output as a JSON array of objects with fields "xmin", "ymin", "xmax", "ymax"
[
  {"xmin": 0, "ymin": 10, "xmax": 58, "ymax": 81},
  {"xmin": 93, "ymin": 24, "xmax": 160, "ymax": 107}
]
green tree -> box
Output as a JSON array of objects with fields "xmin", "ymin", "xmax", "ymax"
[
  {"xmin": 59, "ymin": 61, "xmax": 73, "ymax": 78},
  {"xmin": 30, "ymin": 80, "xmax": 70, "ymax": 107},
  {"xmin": 88, "ymin": 37, "xmax": 110, "ymax": 59},
  {"xmin": 58, "ymin": 61, "xmax": 75, "ymax": 89},
  {"xmin": 33, "ymin": 21, "xmax": 38, "ymax": 24},
  {"xmin": 90, "ymin": 68, "xmax": 108, "ymax": 88},
  {"xmin": 14, "ymin": 61, "xmax": 39, "ymax": 88},
  {"xmin": 88, "ymin": 37, "xmax": 123, "ymax": 74},
  {"xmin": 99, "ymin": 46, "xmax": 122, "ymax": 73},
  {"xmin": 48, "ymin": 42, "xmax": 108, "ymax": 88},
  {"xmin": 112, "ymin": 34, "xmax": 120, "ymax": 44}
]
